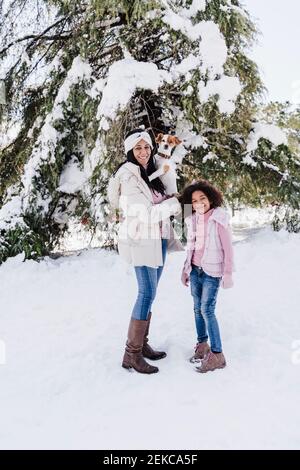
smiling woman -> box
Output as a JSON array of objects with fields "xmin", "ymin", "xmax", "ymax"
[
  {"xmin": 132, "ymin": 140, "xmax": 152, "ymax": 168},
  {"xmin": 107, "ymin": 128, "xmax": 183, "ymax": 374}
]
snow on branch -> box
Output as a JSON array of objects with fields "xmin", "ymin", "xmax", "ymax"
[
  {"xmin": 96, "ymin": 58, "xmax": 171, "ymax": 128},
  {"xmin": 247, "ymin": 123, "xmax": 288, "ymax": 153},
  {"xmin": 0, "ymin": 55, "xmax": 93, "ymax": 231}
]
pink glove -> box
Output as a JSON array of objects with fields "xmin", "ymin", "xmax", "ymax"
[
  {"xmin": 181, "ymin": 271, "xmax": 189, "ymax": 287},
  {"xmin": 221, "ymin": 273, "xmax": 233, "ymax": 289}
]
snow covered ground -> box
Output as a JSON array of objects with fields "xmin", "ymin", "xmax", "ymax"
[{"xmin": 0, "ymin": 225, "xmax": 300, "ymax": 450}]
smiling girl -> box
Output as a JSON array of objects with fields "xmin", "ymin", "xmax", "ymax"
[{"xmin": 181, "ymin": 180, "xmax": 234, "ymax": 373}]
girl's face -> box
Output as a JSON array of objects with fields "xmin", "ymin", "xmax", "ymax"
[
  {"xmin": 192, "ymin": 190, "xmax": 211, "ymax": 214},
  {"xmin": 133, "ymin": 139, "xmax": 152, "ymax": 168}
]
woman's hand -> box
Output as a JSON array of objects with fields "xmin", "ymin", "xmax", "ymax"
[
  {"xmin": 181, "ymin": 272, "xmax": 189, "ymax": 287},
  {"xmin": 221, "ymin": 273, "xmax": 233, "ymax": 289}
]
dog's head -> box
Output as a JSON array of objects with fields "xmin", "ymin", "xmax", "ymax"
[{"xmin": 155, "ymin": 133, "xmax": 182, "ymax": 157}]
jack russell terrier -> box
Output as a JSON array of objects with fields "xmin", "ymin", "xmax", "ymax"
[{"xmin": 148, "ymin": 133, "xmax": 182, "ymax": 195}]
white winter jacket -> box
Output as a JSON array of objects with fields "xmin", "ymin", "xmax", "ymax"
[{"xmin": 107, "ymin": 162, "xmax": 183, "ymax": 267}]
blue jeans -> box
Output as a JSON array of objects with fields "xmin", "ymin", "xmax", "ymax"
[
  {"xmin": 132, "ymin": 239, "xmax": 168, "ymax": 320},
  {"xmin": 190, "ymin": 265, "xmax": 222, "ymax": 353}
]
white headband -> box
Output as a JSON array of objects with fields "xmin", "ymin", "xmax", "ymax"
[{"xmin": 124, "ymin": 131, "xmax": 153, "ymax": 154}]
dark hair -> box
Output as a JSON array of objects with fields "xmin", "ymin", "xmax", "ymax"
[
  {"xmin": 114, "ymin": 128, "xmax": 165, "ymax": 195},
  {"xmin": 181, "ymin": 180, "xmax": 223, "ymax": 218}
]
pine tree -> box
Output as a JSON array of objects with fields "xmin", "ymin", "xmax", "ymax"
[
  {"xmin": 257, "ymin": 101, "xmax": 300, "ymax": 232},
  {"xmin": 0, "ymin": 0, "xmax": 299, "ymax": 264}
]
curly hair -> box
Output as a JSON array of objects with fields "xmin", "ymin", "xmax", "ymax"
[{"xmin": 181, "ymin": 180, "xmax": 224, "ymax": 218}]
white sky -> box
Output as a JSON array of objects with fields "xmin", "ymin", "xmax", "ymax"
[{"xmin": 243, "ymin": 0, "xmax": 300, "ymax": 104}]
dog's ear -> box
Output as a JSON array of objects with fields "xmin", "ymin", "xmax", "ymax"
[
  {"xmin": 155, "ymin": 133, "xmax": 164, "ymax": 143},
  {"xmin": 174, "ymin": 136, "xmax": 182, "ymax": 146}
]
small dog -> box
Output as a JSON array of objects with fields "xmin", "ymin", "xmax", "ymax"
[{"xmin": 148, "ymin": 133, "xmax": 182, "ymax": 195}]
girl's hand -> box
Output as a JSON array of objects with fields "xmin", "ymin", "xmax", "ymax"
[
  {"xmin": 221, "ymin": 273, "xmax": 233, "ymax": 289},
  {"xmin": 181, "ymin": 272, "xmax": 189, "ymax": 287}
]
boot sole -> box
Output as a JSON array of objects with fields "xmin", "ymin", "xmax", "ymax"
[
  {"xmin": 142, "ymin": 353, "xmax": 167, "ymax": 361},
  {"xmin": 122, "ymin": 363, "xmax": 159, "ymax": 374},
  {"xmin": 122, "ymin": 363, "xmax": 133, "ymax": 371},
  {"xmin": 195, "ymin": 363, "xmax": 226, "ymax": 373}
]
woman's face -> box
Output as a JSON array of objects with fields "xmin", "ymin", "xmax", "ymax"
[
  {"xmin": 132, "ymin": 139, "xmax": 152, "ymax": 168},
  {"xmin": 192, "ymin": 190, "xmax": 211, "ymax": 214}
]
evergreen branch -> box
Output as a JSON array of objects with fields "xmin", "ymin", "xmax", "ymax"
[
  {"xmin": 181, "ymin": 159, "xmax": 198, "ymax": 169},
  {"xmin": 4, "ymin": 15, "xmax": 71, "ymax": 93},
  {"xmin": 18, "ymin": 41, "xmax": 59, "ymax": 90},
  {"xmin": 94, "ymin": 16, "xmax": 121, "ymax": 27},
  {"xmin": 0, "ymin": 15, "xmax": 70, "ymax": 56},
  {"xmin": 91, "ymin": 43, "xmax": 120, "ymax": 65}
]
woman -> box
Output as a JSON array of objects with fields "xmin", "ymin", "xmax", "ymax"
[{"xmin": 107, "ymin": 128, "xmax": 183, "ymax": 374}]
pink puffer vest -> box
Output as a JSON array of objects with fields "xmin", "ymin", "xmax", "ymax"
[{"xmin": 183, "ymin": 207, "xmax": 230, "ymax": 278}]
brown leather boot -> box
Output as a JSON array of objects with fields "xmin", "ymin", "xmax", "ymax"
[
  {"xmin": 122, "ymin": 318, "xmax": 159, "ymax": 374},
  {"xmin": 142, "ymin": 312, "xmax": 167, "ymax": 361},
  {"xmin": 189, "ymin": 341, "xmax": 210, "ymax": 363}
]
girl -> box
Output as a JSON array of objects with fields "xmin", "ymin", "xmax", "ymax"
[
  {"xmin": 181, "ymin": 180, "xmax": 234, "ymax": 373},
  {"xmin": 107, "ymin": 128, "xmax": 183, "ymax": 374}
]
